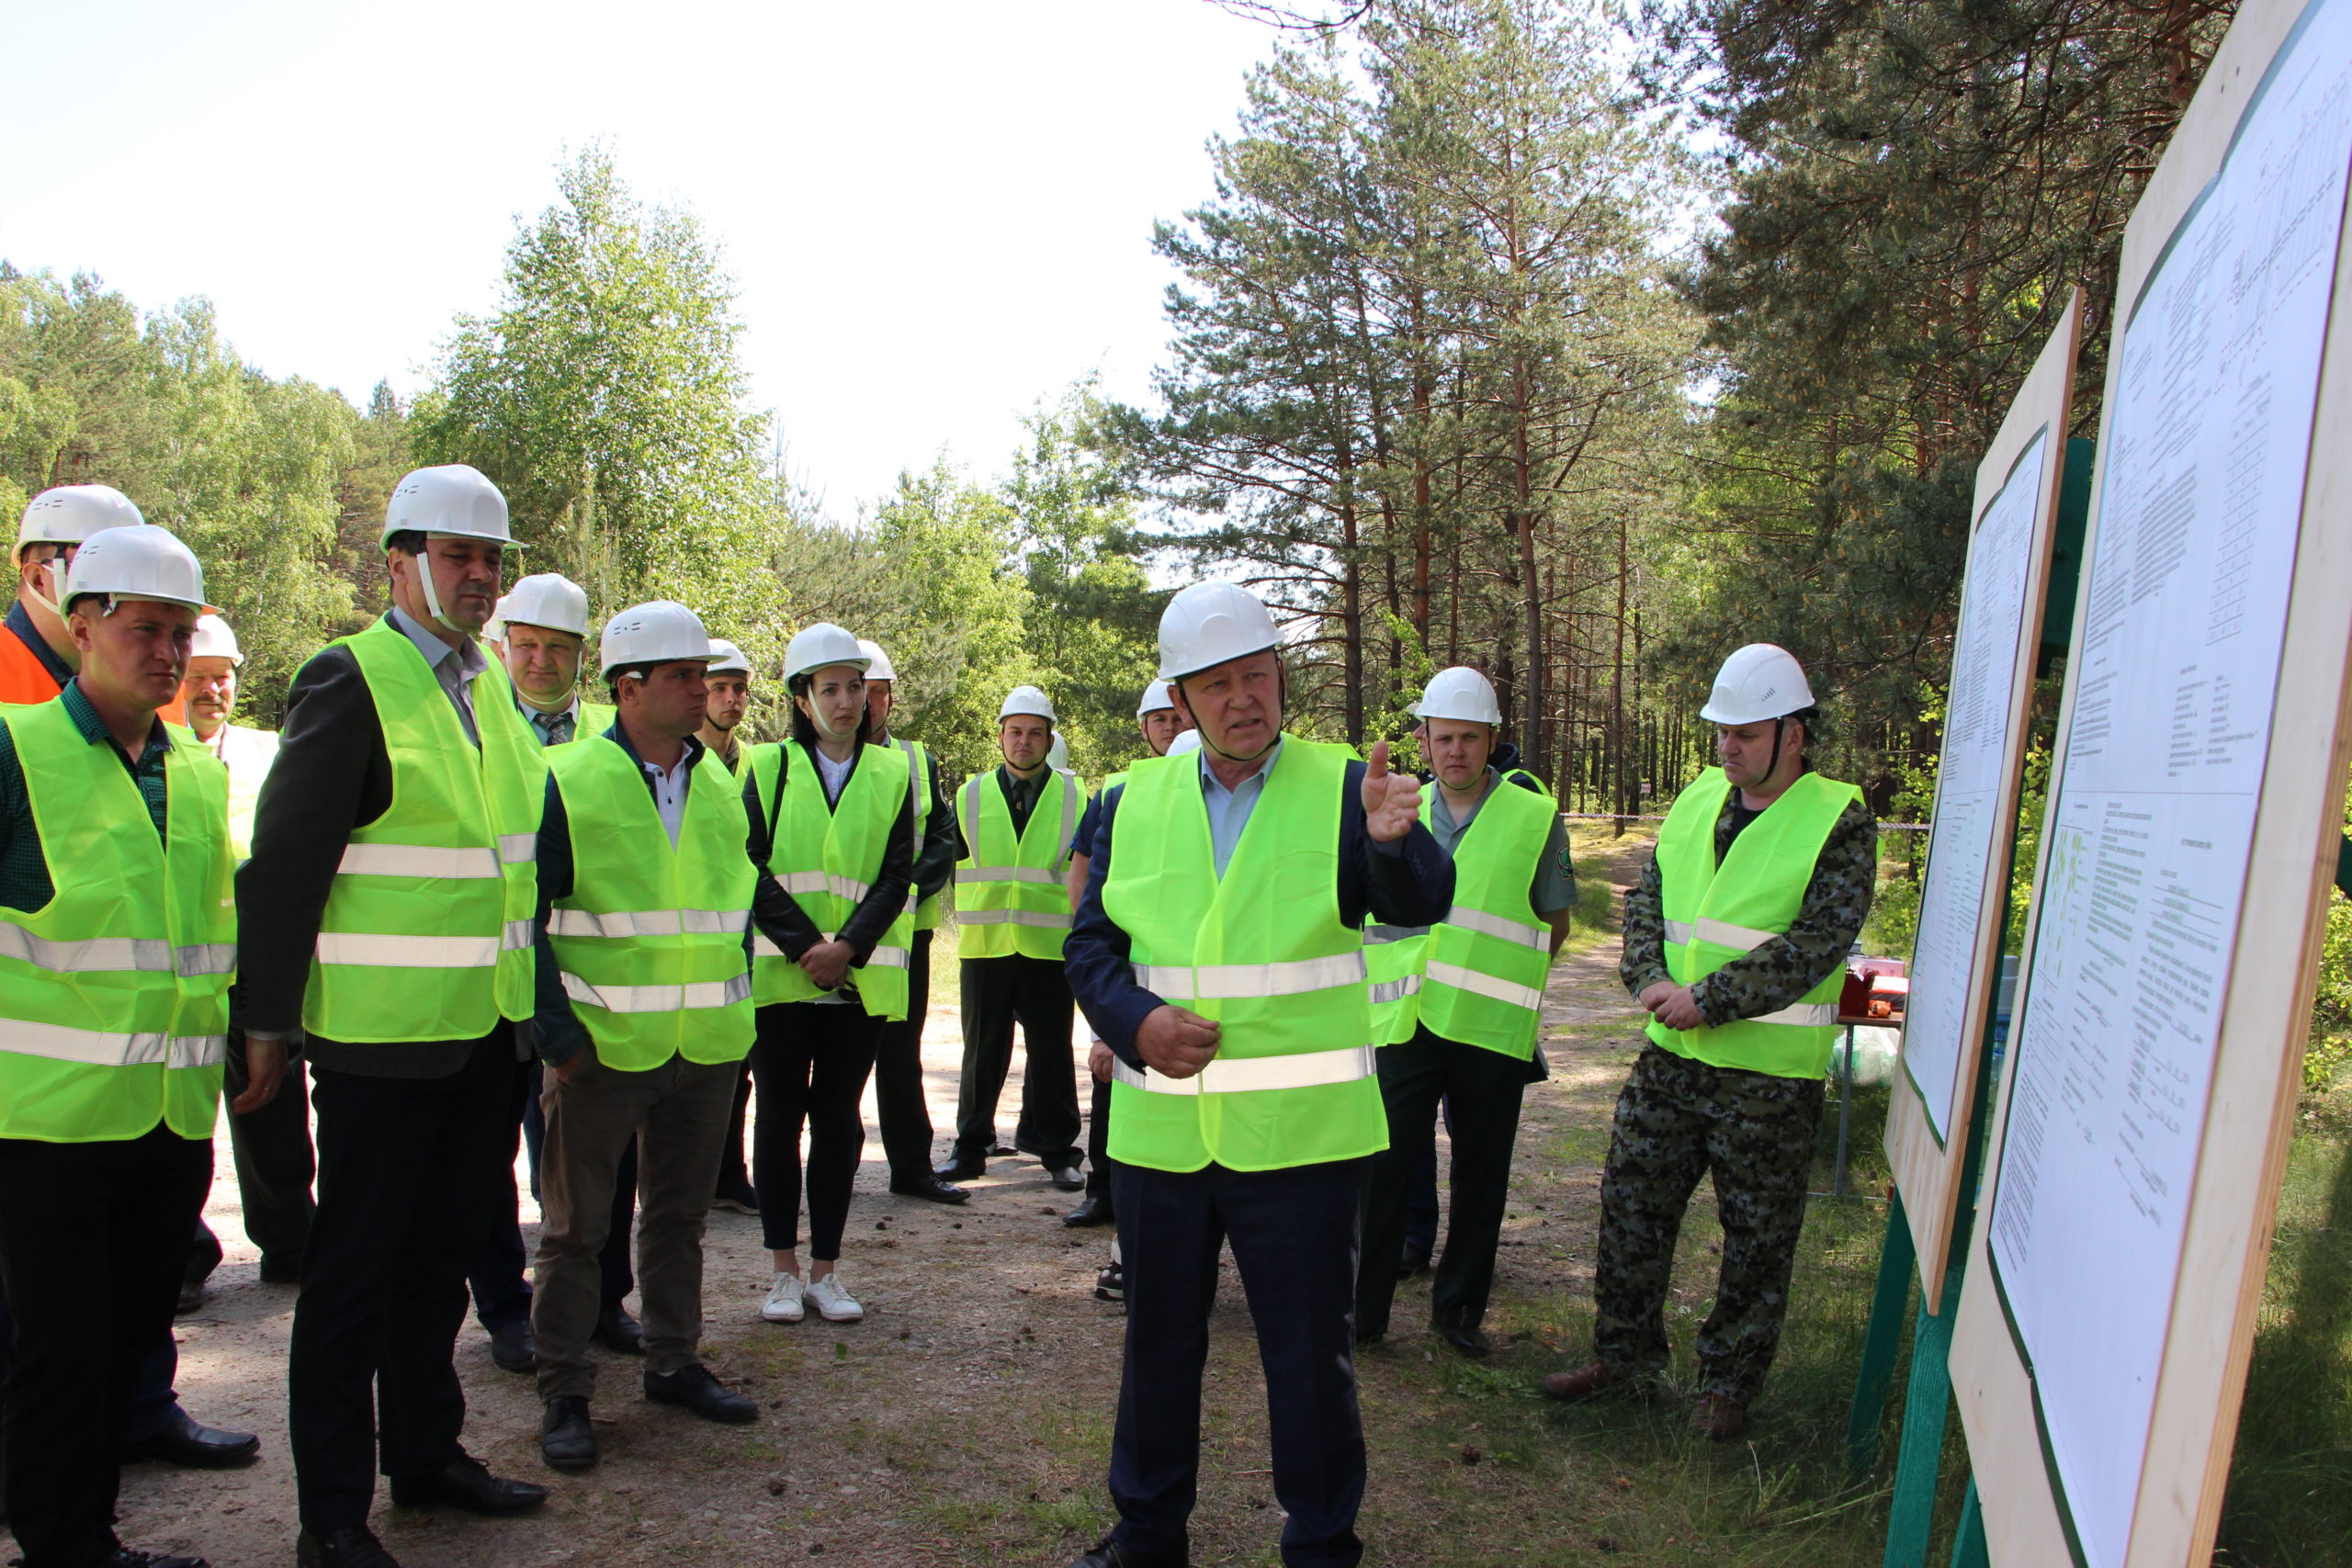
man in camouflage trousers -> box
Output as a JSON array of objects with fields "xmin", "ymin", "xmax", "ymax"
[{"xmin": 1546, "ymin": 644, "xmax": 1875, "ymax": 1440}]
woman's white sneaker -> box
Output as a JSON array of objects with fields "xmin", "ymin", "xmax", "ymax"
[
  {"xmin": 805, "ymin": 1275, "xmax": 864, "ymax": 1323},
  {"xmin": 761, "ymin": 1272, "xmax": 806, "ymax": 1323}
]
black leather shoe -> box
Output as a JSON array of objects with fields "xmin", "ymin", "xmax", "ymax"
[
  {"xmin": 889, "ymin": 1172, "xmax": 970, "ymax": 1203},
  {"xmin": 1048, "ymin": 1164, "xmax": 1086, "ymax": 1191},
  {"xmin": 297, "ymin": 1526, "xmax": 399, "ymax": 1567},
  {"xmin": 387, "ymin": 1450, "xmax": 548, "ymax": 1515},
  {"xmin": 989, "ymin": 1142, "xmax": 1019, "ymax": 1157},
  {"xmin": 121, "ymin": 1407, "xmax": 261, "ymax": 1468},
  {"xmin": 933, "ymin": 1151, "xmax": 985, "ymax": 1182},
  {"xmin": 538, "ymin": 1395, "xmax": 597, "ymax": 1470},
  {"xmin": 175, "ymin": 1277, "xmax": 207, "ymax": 1315},
  {"xmin": 258, "ymin": 1253, "xmax": 305, "ymax": 1285},
  {"xmin": 1437, "ymin": 1323, "xmax": 1492, "ymax": 1357},
  {"xmin": 91, "ymin": 1550, "xmax": 210, "ymax": 1568},
  {"xmin": 710, "ymin": 1177, "xmax": 761, "ymax": 1215},
  {"xmin": 644, "ymin": 1363, "xmax": 758, "ymax": 1424},
  {"xmin": 592, "ymin": 1304, "xmax": 645, "ymax": 1355},
  {"xmin": 1396, "ymin": 1245, "xmax": 1431, "ymax": 1280},
  {"xmin": 488, "ymin": 1318, "xmax": 535, "ymax": 1373},
  {"xmin": 1068, "ymin": 1537, "xmax": 1187, "ymax": 1568},
  {"xmin": 1063, "ymin": 1193, "xmax": 1113, "ymax": 1227}
]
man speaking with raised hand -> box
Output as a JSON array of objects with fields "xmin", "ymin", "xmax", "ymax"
[{"xmin": 1063, "ymin": 581, "xmax": 1453, "ymax": 1568}]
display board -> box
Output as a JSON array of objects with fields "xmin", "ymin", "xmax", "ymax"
[
  {"xmin": 1949, "ymin": 0, "xmax": 2352, "ymax": 1560},
  {"xmin": 1885, "ymin": 290, "xmax": 2083, "ymax": 1312}
]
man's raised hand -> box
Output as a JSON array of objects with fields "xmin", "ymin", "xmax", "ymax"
[{"xmin": 1362, "ymin": 739, "xmax": 1423, "ymax": 842}]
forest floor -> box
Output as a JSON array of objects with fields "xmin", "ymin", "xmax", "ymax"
[{"xmin": 123, "ymin": 827, "xmax": 1917, "ymax": 1568}]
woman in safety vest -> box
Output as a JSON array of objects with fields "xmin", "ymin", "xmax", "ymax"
[
  {"xmin": 745, "ymin": 624, "xmax": 914, "ymax": 1329},
  {"xmin": 1544, "ymin": 643, "xmax": 1877, "ymax": 1442}
]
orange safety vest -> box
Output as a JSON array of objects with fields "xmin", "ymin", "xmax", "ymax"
[{"xmin": 0, "ymin": 616, "xmax": 187, "ymax": 722}]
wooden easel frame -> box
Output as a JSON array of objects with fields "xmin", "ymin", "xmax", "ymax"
[
  {"xmin": 1948, "ymin": 0, "xmax": 2352, "ymax": 1559},
  {"xmin": 1884, "ymin": 289, "xmax": 2082, "ymax": 1314}
]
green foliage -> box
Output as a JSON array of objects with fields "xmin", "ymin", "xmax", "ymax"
[
  {"xmin": 2307, "ymin": 787, "xmax": 2352, "ymax": 1093},
  {"xmin": 412, "ymin": 147, "xmax": 770, "ymax": 613},
  {"xmin": 0, "ymin": 265, "xmax": 368, "ymax": 723}
]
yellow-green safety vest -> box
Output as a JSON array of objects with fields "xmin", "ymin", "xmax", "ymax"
[
  {"xmin": 0, "ymin": 699, "xmax": 235, "ymax": 1142},
  {"xmin": 211, "ymin": 723, "xmax": 279, "ymax": 862},
  {"xmin": 304, "ymin": 619, "xmax": 548, "ymax": 1043},
  {"xmin": 956, "ymin": 766, "xmax": 1080, "ymax": 962},
  {"xmin": 895, "ymin": 737, "xmax": 944, "ymax": 932},
  {"xmin": 1410, "ymin": 777, "xmax": 1558, "ymax": 1058},
  {"xmin": 546, "ymin": 738, "xmax": 755, "ymax": 1068},
  {"xmin": 1102, "ymin": 737, "xmax": 1385, "ymax": 1173},
  {"xmin": 748, "ymin": 740, "xmax": 914, "ymax": 1021},
  {"xmin": 1645, "ymin": 767, "xmax": 1862, "ymax": 1079}
]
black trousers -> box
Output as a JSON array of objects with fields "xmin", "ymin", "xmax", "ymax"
[
  {"xmin": 1110, "ymin": 1158, "xmax": 1368, "ymax": 1568},
  {"xmin": 871, "ymin": 928, "xmax": 938, "ymax": 1185},
  {"xmin": 716, "ymin": 1059, "xmax": 754, "ymax": 1194},
  {"xmin": 750, "ymin": 1003, "xmax": 882, "ymax": 1260},
  {"xmin": 223, "ymin": 1029, "xmax": 316, "ymax": 1272},
  {"xmin": 1084, "ymin": 1074, "xmax": 1115, "ymax": 1200},
  {"xmin": 1356, "ymin": 1029, "xmax": 1529, "ymax": 1339},
  {"xmin": 954, "ymin": 953, "xmax": 1079, "ymax": 1167},
  {"xmin": 289, "ymin": 1029, "xmax": 516, "ymax": 1534},
  {"xmin": 471, "ymin": 1058, "xmax": 634, "ymax": 1329},
  {"xmin": 0, "ymin": 1124, "xmax": 212, "ymax": 1567}
]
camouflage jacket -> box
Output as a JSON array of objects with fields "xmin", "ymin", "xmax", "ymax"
[{"xmin": 1620, "ymin": 793, "xmax": 1878, "ymax": 1028}]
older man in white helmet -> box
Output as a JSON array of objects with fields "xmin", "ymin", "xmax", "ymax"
[
  {"xmin": 940, "ymin": 685, "xmax": 1086, "ymax": 1190},
  {"xmin": 1062, "ymin": 581, "xmax": 1453, "ymax": 1568},
  {"xmin": 1544, "ymin": 643, "xmax": 1876, "ymax": 1442},
  {"xmin": 241, "ymin": 464, "xmax": 551, "ymax": 1567}
]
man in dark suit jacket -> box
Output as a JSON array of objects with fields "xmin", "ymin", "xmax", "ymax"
[{"xmin": 240, "ymin": 466, "xmax": 550, "ymax": 1568}]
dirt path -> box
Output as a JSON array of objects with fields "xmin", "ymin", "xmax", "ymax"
[{"xmin": 119, "ymin": 834, "xmax": 1670, "ymax": 1568}]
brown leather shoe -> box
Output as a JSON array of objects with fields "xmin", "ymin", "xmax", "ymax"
[
  {"xmin": 1695, "ymin": 1392, "xmax": 1747, "ymax": 1441},
  {"xmin": 1542, "ymin": 1360, "xmax": 1634, "ymax": 1401}
]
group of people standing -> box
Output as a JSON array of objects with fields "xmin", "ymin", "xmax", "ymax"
[{"xmin": 0, "ymin": 461, "xmax": 1874, "ymax": 1568}]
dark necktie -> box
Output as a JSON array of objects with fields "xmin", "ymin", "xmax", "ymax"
[{"xmin": 533, "ymin": 710, "xmax": 574, "ymax": 747}]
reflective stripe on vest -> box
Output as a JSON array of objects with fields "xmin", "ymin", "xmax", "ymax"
[
  {"xmin": 1111, "ymin": 1043, "xmax": 1378, "ymax": 1096},
  {"xmin": 1645, "ymin": 768, "xmax": 1861, "ymax": 1079},
  {"xmin": 0, "ymin": 699, "xmax": 235, "ymax": 1142},
  {"xmin": 955, "ymin": 769, "xmax": 1079, "ymax": 962},
  {"xmin": 899, "ymin": 739, "xmax": 944, "ymax": 932},
  {"xmin": 548, "ymin": 739, "xmax": 757, "ymax": 1067},
  {"xmin": 1134, "ymin": 951, "xmax": 1364, "ymax": 1001},
  {"xmin": 304, "ymin": 621, "xmax": 547, "ymax": 1043},
  {"xmin": 1101, "ymin": 736, "xmax": 1385, "ymax": 1173},
  {"xmin": 1410, "ymin": 778, "xmax": 1560, "ymax": 1058},
  {"xmin": 748, "ymin": 740, "xmax": 914, "ymax": 1021}
]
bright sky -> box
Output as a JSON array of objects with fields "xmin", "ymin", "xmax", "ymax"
[{"xmin": 6, "ymin": 0, "xmax": 1295, "ymax": 512}]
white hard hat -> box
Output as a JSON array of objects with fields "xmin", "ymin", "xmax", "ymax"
[
  {"xmin": 1159, "ymin": 581, "xmax": 1280, "ymax": 681},
  {"xmin": 1413, "ymin": 666, "xmax": 1501, "ymax": 726},
  {"xmin": 1168, "ymin": 728, "xmax": 1204, "ymax": 755},
  {"xmin": 1047, "ymin": 733, "xmax": 1070, "ymax": 772},
  {"xmin": 1136, "ymin": 678, "xmax": 1175, "ymax": 717},
  {"xmin": 785, "ymin": 623, "xmax": 869, "ymax": 683},
  {"xmin": 18, "ymin": 484, "xmax": 143, "ymax": 556},
  {"xmin": 1700, "ymin": 643, "xmax": 1816, "ymax": 725},
  {"xmin": 499, "ymin": 573, "xmax": 590, "ymax": 637},
  {"xmin": 1000, "ymin": 684, "xmax": 1056, "ymax": 723},
  {"xmin": 856, "ymin": 638, "xmax": 897, "ymax": 682},
  {"xmin": 62, "ymin": 524, "xmax": 208, "ymax": 613},
  {"xmin": 381, "ymin": 464, "xmax": 512, "ymax": 548},
  {"xmin": 190, "ymin": 613, "xmax": 243, "ymax": 665},
  {"xmin": 598, "ymin": 600, "xmax": 711, "ymax": 677},
  {"xmin": 706, "ymin": 638, "xmax": 751, "ymax": 676}
]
